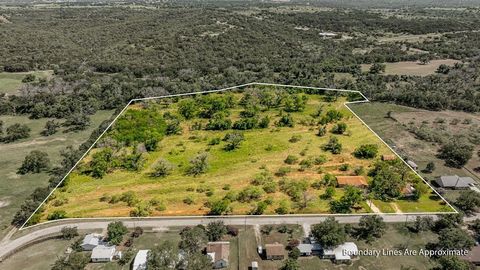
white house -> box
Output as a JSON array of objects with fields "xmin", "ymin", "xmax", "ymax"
[
  {"xmin": 81, "ymin": 233, "xmax": 104, "ymax": 251},
  {"xmin": 91, "ymin": 245, "xmax": 120, "ymax": 262},
  {"xmin": 297, "ymin": 243, "xmax": 322, "ymax": 256},
  {"xmin": 323, "ymin": 242, "xmax": 358, "ymax": 263},
  {"xmin": 133, "ymin": 250, "xmax": 150, "ymax": 270}
]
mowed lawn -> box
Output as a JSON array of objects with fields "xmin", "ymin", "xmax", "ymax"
[
  {"xmin": 0, "ymin": 70, "xmax": 53, "ymax": 94},
  {"xmin": 361, "ymin": 59, "xmax": 459, "ymax": 76},
  {"xmin": 0, "ymin": 110, "xmax": 114, "ymax": 238},
  {"xmin": 41, "ymin": 92, "xmax": 450, "ymax": 220}
]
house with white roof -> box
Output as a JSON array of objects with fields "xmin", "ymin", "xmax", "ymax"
[
  {"xmin": 91, "ymin": 245, "xmax": 121, "ymax": 262},
  {"xmin": 133, "ymin": 250, "xmax": 150, "ymax": 270},
  {"xmin": 323, "ymin": 242, "xmax": 358, "ymax": 263},
  {"xmin": 297, "ymin": 243, "xmax": 322, "ymax": 256},
  {"xmin": 81, "ymin": 233, "xmax": 104, "ymax": 251}
]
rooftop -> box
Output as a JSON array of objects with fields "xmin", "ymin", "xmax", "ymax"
[
  {"xmin": 265, "ymin": 242, "xmax": 285, "ymax": 256},
  {"xmin": 336, "ymin": 176, "xmax": 368, "ymax": 187},
  {"xmin": 91, "ymin": 245, "xmax": 116, "ymax": 259},
  {"xmin": 133, "ymin": 250, "xmax": 149, "ymax": 269},
  {"xmin": 206, "ymin": 241, "xmax": 230, "ymax": 263},
  {"xmin": 437, "ymin": 175, "xmax": 474, "ymax": 188}
]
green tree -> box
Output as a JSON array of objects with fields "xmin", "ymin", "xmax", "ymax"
[
  {"xmin": 280, "ymin": 258, "xmax": 299, "ymax": 270},
  {"xmin": 179, "ymin": 226, "xmax": 208, "ymax": 254},
  {"xmin": 223, "ymin": 131, "xmax": 245, "ymax": 151},
  {"xmin": 455, "ymin": 190, "xmax": 480, "ymax": 215},
  {"xmin": 439, "ymin": 139, "xmax": 473, "ymax": 168},
  {"xmin": 41, "ymin": 120, "xmax": 60, "ymax": 136},
  {"xmin": 311, "ymin": 217, "xmax": 346, "ymax": 247},
  {"xmin": 369, "ymin": 168, "xmax": 405, "ymax": 201},
  {"xmin": 107, "ymin": 221, "xmax": 128, "ymax": 245},
  {"xmin": 51, "ymin": 252, "xmax": 90, "ymax": 270},
  {"xmin": 147, "ymin": 241, "xmax": 182, "ymax": 269},
  {"xmin": 436, "ymin": 256, "xmax": 471, "ymax": 270},
  {"xmin": 425, "ymin": 161, "xmax": 435, "ymax": 173},
  {"xmin": 17, "ymin": 150, "xmax": 50, "ymax": 174},
  {"xmin": 208, "ymin": 199, "xmax": 231, "ymax": 215},
  {"xmin": 355, "ymin": 215, "xmax": 386, "ymax": 243},
  {"xmin": 437, "ymin": 227, "xmax": 475, "ymax": 250},
  {"xmin": 2, "ymin": 123, "xmax": 31, "ymax": 143},
  {"xmin": 60, "ymin": 227, "xmax": 79, "ymax": 240},
  {"xmin": 369, "ymin": 63, "xmax": 386, "ymax": 74},
  {"xmin": 47, "ymin": 210, "xmax": 67, "ymax": 220},
  {"xmin": 182, "ymin": 252, "xmax": 213, "ymax": 270},
  {"xmin": 206, "ymin": 221, "xmax": 227, "ymax": 241},
  {"xmin": 178, "ymin": 98, "xmax": 198, "ymax": 119}
]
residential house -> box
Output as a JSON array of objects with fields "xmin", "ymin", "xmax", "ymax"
[
  {"xmin": 323, "ymin": 242, "xmax": 358, "ymax": 263},
  {"xmin": 436, "ymin": 175, "xmax": 474, "ymax": 189},
  {"xmin": 402, "ymin": 184, "xmax": 416, "ymax": 198},
  {"xmin": 206, "ymin": 241, "xmax": 230, "ymax": 269},
  {"xmin": 81, "ymin": 233, "xmax": 103, "ymax": 251},
  {"xmin": 336, "ymin": 176, "xmax": 368, "ymax": 188},
  {"xmin": 461, "ymin": 246, "xmax": 480, "ymax": 266},
  {"xmin": 91, "ymin": 245, "xmax": 120, "ymax": 262},
  {"xmin": 133, "ymin": 250, "xmax": 149, "ymax": 270},
  {"xmin": 265, "ymin": 242, "xmax": 285, "ymax": 260},
  {"xmin": 297, "ymin": 243, "xmax": 322, "ymax": 256}
]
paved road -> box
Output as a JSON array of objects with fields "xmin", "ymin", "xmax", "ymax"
[{"xmin": 0, "ymin": 214, "xmax": 438, "ymax": 261}]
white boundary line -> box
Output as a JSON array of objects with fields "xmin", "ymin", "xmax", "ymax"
[{"xmin": 20, "ymin": 82, "xmax": 456, "ymax": 230}]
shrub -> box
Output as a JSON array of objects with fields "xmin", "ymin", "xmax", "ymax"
[
  {"xmin": 331, "ymin": 122, "xmax": 347, "ymax": 134},
  {"xmin": 223, "ymin": 132, "xmax": 245, "ymax": 151},
  {"xmin": 263, "ymin": 181, "xmax": 277, "ymax": 193},
  {"xmin": 17, "ymin": 150, "xmax": 50, "ymax": 174},
  {"xmin": 258, "ymin": 116, "xmax": 270, "ymax": 128},
  {"xmin": 284, "ymin": 155, "xmax": 299, "ymax": 165},
  {"xmin": 275, "ymin": 166, "xmax": 292, "ymax": 176},
  {"xmin": 322, "ymin": 136, "xmax": 342, "ymax": 154},
  {"xmin": 238, "ymin": 186, "xmax": 264, "ymax": 202},
  {"xmin": 61, "ymin": 227, "xmax": 78, "ymax": 240},
  {"xmin": 289, "ymin": 135, "xmax": 302, "ymax": 143},
  {"xmin": 186, "ymin": 152, "xmax": 209, "ymax": 176},
  {"xmin": 353, "ymin": 144, "xmax": 379, "ymax": 159},
  {"xmin": 275, "ymin": 113, "xmax": 294, "ymax": 127},
  {"xmin": 339, "ymin": 164, "xmax": 350, "ymax": 171},
  {"xmin": 151, "ymin": 158, "xmax": 174, "ymax": 177},
  {"xmin": 183, "ymin": 196, "xmax": 194, "ymax": 205},
  {"xmin": 47, "ymin": 210, "xmax": 67, "ymax": 220}
]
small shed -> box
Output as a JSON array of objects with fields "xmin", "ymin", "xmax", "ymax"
[
  {"xmin": 206, "ymin": 241, "xmax": 230, "ymax": 269},
  {"xmin": 297, "ymin": 243, "xmax": 322, "ymax": 256},
  {"xmin": 251, "ymin": 261, "xmax": 259, "ymax": 270},
  {"xmin": 336, "ymin": 176, "xmax": 368, "ymax": 188},
  {"xmin": 381, "ymin": 154, "xmax": 396, "ymax": 161},
  {"xmin": 133, "ymin": 250, "xmax": 149, "ymax": 270},
  {"xmin": 265, "ymin": 242, "xmax": 285, "ymax": 260}
]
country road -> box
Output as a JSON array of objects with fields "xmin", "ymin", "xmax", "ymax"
[{"xmin": 0, "ymin": 214, "xmax": 452, "ymax": 262}]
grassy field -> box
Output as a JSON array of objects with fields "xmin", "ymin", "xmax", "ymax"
[
  {"xmin": 361, "ymin": 59, "xmax": 460, "ymax": 76},
  {"xmin": 0, "ymin": 71, "xmax": 53, "ymax": 95},
  {"xmin": 0, "ymin": 110, "xmax": 114, "ymax": 238},
  {"xmin": 0, "ymin": 238, "xmax": 75, "ymax": 270},
  {"xmin": 40, "ymin": 88, "xmax": 449, "ymax": 221},
  {"xmin": 349, "ymin": 102, "xmax": 479, "ymax": 206}
]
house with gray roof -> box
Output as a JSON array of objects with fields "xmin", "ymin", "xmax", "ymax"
[
  {"xmin": 297, "ymin": 243, "xmax": 322, "ymax": 256},
  {"xmin": 81, "ymin": 233, "xmax": 104, "ymax": 251},
  {"xmin": 436, "ymin": 175, "xmax": 474, "ymax": 189},
  {"xmin": 91, "ymin": 245, "xmax": 121, "ymax": 262}
]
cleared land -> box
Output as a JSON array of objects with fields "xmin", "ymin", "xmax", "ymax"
[
  {"xmin": 37, "ymin": 86, "xmax": 450, "ymax": 222},
  {"xmin": 361, "ymin": 59, "xmax": 460, "ymax": 76},
  {"xmin": 0, "ymin": 71, "xmax": 53, "ymax": 95},
  {"xmin": 0, "ymin": 110, "xmax": 114, "ymax": 237}
]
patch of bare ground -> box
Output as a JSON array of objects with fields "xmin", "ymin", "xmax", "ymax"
[{"xmin": 0, "ymin": 15, "xmax": 11, "ymax": 24}]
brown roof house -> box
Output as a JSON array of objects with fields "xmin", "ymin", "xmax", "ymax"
[
  {"xmin": 265, "ymin": 242, "xmax": 285, "ymax": 260},
  {"xmin": 461, "ymin": 246, "xmax": 480, "ymax": 266},
  {"xmin": 206, "ymin": 242, "xmax": 230, "ymax": 269},
  {"xmin": 336, "ymin": 176, "xmax": 368, "ymax": 188}
]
